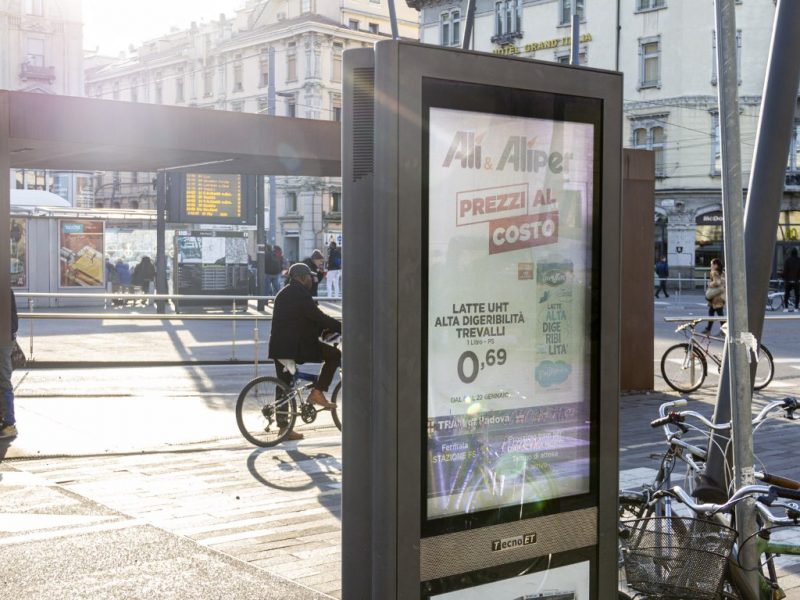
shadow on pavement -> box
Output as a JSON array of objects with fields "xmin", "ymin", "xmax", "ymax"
[{"xmin": 246, "ymin": 446, "xmax": 342, "ymax": 520}]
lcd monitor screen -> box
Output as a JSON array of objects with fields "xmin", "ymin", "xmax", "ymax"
[{"xmin": 424, "ymin": 80, "xmax": 601, "ymax": 526}]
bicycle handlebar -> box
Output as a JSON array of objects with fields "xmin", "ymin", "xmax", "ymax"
[
  {"xmin": 653, "ymin": 397, "xmax": 798, "ymax": 432},
  {"xmin": 769, "ymin": 485, "xmax": 800, "ymax": 503},
  {"xmin": 756, "ymin": 471, "xmax": 800, "ymax": 491},
  {"xmin": 656, "ymin": 484, "xmax": 800, "ymax": 518}
]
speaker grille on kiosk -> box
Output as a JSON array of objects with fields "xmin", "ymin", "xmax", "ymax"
[
  {"xmin": 351, "ymin": 67, "xmax": 374, "ymax": 182},
  {"xmin": 420, "ymin": 507, "xmax": 597, "ymax": 582}
]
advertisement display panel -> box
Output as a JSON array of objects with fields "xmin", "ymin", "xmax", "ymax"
[
  {"xmin": 59, "ymin": 219, "xmax": 105, "ymax": 287},
  {"xmin": 173, "ymin": 231, "xmax": 250, "ymax": 306},
  {"xmin": 431, "ymin": 559, "xmax": 589, "ymax": 600},
  {"xmin": 341, "ymin": 41, "xmax": 621, "ymax": 599},
  {"xmin": 10, "ymin": 218, "xmax": 27, "ymax": 288},
  {"xmin": 424, "ymin": 79, "xmax": 601, "ymax": 531}
]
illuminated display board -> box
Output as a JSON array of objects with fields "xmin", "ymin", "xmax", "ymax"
[
  {"xmin": 423, "ymin": 78, "xmax": 602, "ymax": 532},
  {"xmin": 167, "ymin": 173, "xmax": 256, "ymax": 225},
  {"xmin": 185, "ymin": 173, "xmax": 242, "ymax": 220}
]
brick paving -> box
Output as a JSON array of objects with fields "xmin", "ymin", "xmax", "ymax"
[{"xmin": 4, "ymin": 387, "xmax": 800, "ymax": 597}]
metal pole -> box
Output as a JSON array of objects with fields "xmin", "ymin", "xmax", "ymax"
[
  {"xmin": 713, "ymin": 0, "xmax": 758, "ymax": 593},
  {"xmin": 0, "ymin": 93, "xmax": 10, "ymax": 346},
  {"xmin": 570, "ymin": 1, "xmax": 580, "ymax": 65},
  {"xmin": 155, "ymin": 172, "xmax": 167, "ymax": 315},
  {"xmin": 231, "ymin": 298, "xmax": 237, "ymax": 360},
  {"xmin": 256, "ymin": 175, "xmax": 266, "ymax": 311},
  {"xmin": 388, "ymin": 0, "xmax": 399, "ymax": 40},
  {"xmin": 704, "ymin": 0, "xmax": 800, "ymax": 513},
  {"xmin": 28, "ymin": 298, "xmax": 33, "ymax": 358},
  {"xmin": 462, "ymin": 0, "xmax": 476, "ymax": 50},
  {"xmin": 253, "ymin": 321, "xmax": 259, "ymax": 379},
  {"xmin": 267, "ymin": 47, "xmax": 277, "ymax": 247}
]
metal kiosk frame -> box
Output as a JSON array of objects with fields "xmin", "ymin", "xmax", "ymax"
[{"xmin": 343, "ymin": 40, "xmax": 622, "ymax": 599}]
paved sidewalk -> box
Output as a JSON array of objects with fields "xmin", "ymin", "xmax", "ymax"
[
  {"xmin": 3, "ymin": 385, "xmax": 800, "ymax": 598},
  {"xmin": 0, "ymin": 463, "xmax": 331, "ymax": 600}
]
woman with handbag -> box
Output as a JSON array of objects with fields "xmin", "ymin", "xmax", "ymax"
[
  {"xmin": 0, "ymin": 288, "xmax": 18, "ymax": 439},
  {"xmin": 702, "ymin": 258, "xmax": 726, "ymax": 335}
]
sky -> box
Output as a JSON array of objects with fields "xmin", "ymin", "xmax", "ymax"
[{"xmin": 83, "ymin": 0, "xmax": 244, "ymax": 56}]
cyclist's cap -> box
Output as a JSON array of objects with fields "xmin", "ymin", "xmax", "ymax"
[{"xmin": 288, "ymin": 262, "xmax": 312, "ymax": 279}]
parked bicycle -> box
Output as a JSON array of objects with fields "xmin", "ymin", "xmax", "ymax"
[
  {"xmin": 661, "ymin": 320, "xmax": 774, "ymax": 393},
  {"xmin": 620, "ymin": 483, "xmax": 800, "ymax": 600},
  {"xmin": 235, "ymin": 335, "xmax": 342, "ymax": 447},
  {"xmin": 619, "ymin": 398, "xmax": 799, "ymax": 523},
  {"xmin": 619, "ymin": 397, "xmax": 800, "ymax": 598}
]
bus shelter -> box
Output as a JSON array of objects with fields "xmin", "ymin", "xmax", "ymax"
[{"xmin": 0, "ymin": 90, "xmax": 341, "ymax": 332}]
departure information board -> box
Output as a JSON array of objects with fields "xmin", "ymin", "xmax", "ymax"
[
  {"xmin": 185, "ymin": 174, "xmax": 242, "ymax": 219},
  {"xmin": 167, "ymin": 173, "xmax": 256, "ymax": 225}
]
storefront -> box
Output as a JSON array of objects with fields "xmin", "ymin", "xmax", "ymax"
[
  {"xmin": 775, "ymin": 210, "xmax": 800, "ymax": 277},
  {"xmin": 695, "ymin": 209, "xmax": 724, "ymax": 269}
]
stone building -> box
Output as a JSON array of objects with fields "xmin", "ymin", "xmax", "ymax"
[
  {"xmin": 85, "ymin": 0, "xmax": 419, "ymax": 263},
  {"xmin": 2, "ymin": 0, "xmax": 91, "ymax": 206},
  {"xmin": 408, "ymin": 0, "xmax": 799, "ymax": 281}
]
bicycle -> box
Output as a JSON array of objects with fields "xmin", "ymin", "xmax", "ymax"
[
  {"xmin": 620, "ymin": 483, "xmax": 800, "ymax": 599},
  {"xmin": 619, "ymin": 397, "xmax": 799, "ymax": 524},
  {"xmin": 619, "ymin": 398, "xmax": 800, "ymax": 598},
  {"xmin": 235, "ymin": 335, "xmax": 342, "ymax": 447},
  {"xmin": 660, "ymin": 320, "xmax": 774, "ymax": 393}
]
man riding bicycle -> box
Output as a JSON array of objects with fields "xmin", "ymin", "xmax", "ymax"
[{"xmin": 268, "ymin": 262, "xmax": 341, "ymax": 441}]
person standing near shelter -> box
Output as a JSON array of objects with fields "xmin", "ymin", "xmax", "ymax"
[
  {"xmin": 268, "ymin": 263, "xmax": 341, "ymax": 441},
  {"xmin": 326, "ymin": 240, "xmax": 342, "ymax": 298},
  {"xmin": 132, "ymin": 256, "xmax": 156, "ymax": 293},
  {"xmin": 303, "ymin": 249, "xmax": 326, "ymax": 297},
  {"xmin": 264, "ymin": 244, "xmax": 284, "ymax": 298},
  {"xmin": 115, "ymin": 258, "xmax": 132, "ymax": 290},
  {"xmin": 0, "ymin": 289, "xmax": 19, "ymax": 439},
  {"xmin": 782, "ymin": 247, "xmax": 800, "ymax": 312},
  {"xmin": 654, "ymin": 256, "xmax": 669, "ymax": 298},
  {"xmin": 702, "ymin": 258, "xmax": 726, "ymax": 335}
]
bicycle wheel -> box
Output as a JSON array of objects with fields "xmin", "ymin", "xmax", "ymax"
[
  {"xmin": 753, "ymin": 345, "xmax": 774, "ymax": 391},
  {"xmin": 236, "ymin": 376, "xmax": 297, "ymax": 447},
  {"xmin": 331, "ymin": 381, "xmax": 342, "ymax": 431},
  {"xmin": 661, "ymin": 343, "xmax": 707, "ymax": 393}
]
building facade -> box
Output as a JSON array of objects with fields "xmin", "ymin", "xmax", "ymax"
[
  {"xmin": 2, "ymin": 0, "xmax": 91, "ymax": 206},
  {"xmin": 85, "ymin": 0, "xmax": 419, "ymax": 263},
  {"xmin": 409, "ymin": 0, "xmax": 799, "ymax": 280}
]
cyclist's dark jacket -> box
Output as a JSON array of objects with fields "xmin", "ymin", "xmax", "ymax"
[{"xmin": 268, "ymin": 279, "xmax": 341, "ymax": 364}]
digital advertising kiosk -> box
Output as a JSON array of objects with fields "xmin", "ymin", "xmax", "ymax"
[{"xmin": 342, "ymin": 41, "xmax": 622, "ymax": 599}]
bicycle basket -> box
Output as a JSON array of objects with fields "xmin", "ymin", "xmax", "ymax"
[{"xmin": 621, "ymin": 516, "xmax": 737, "ymax": 600}]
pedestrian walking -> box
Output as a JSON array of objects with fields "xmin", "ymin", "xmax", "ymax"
[
  {"xmin": 264, "ymin": 244, "xmax": 284, "ymax": 298},
  {"xmin": 303, "ymin": 249, "xmax": 326, "ymax": 297},
  {"xmin": 702, "ymin": 258, "xmax": 726, "ymax": 335},
  {"xmin": 782, "ymin": 247, "xmax": 800, "ymax": 312},
  {"xmin": 655, "ymin": 256, "xmax": 669, "ymax": 298},
  {"xmin": 0, "ymin": 289, "xmax": 19, "ymax": 439},
  {"xmin": 132, "ymin": 256, "xmax": 156, "ymax": 294},
  {"xmin": 326, "ymin": 240, "xmax": 342, "ymax": 298}
]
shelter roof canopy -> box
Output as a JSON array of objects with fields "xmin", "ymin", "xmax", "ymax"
[{"xmin": 3, "ymin": 90, "xmax": 341, "ymax": 176}]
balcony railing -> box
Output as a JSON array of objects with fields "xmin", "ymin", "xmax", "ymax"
[{"xmin": 20, "ymin": 63, "xmax": 55, "ymax": 83}]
